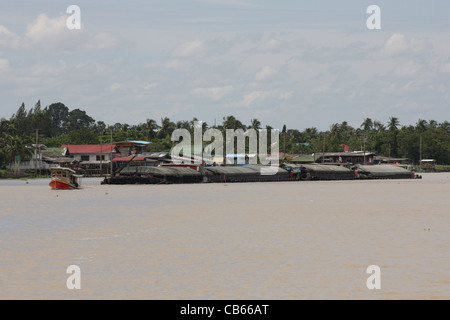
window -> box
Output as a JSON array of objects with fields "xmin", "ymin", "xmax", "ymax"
[
  {"xmin": 96, "ymin": 155, "xmax": 105, "ymax": 161},
  {"xmin": 80, "ymin": 155, "xmax": 89, "ymax": 161}
]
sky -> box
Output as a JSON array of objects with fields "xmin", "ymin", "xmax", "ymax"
[{"xmin": 1, "ymin": 0, "xmax": 450, "ymax": 131}]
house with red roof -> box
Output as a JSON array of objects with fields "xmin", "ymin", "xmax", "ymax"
[{"xmin": 61, "ymin": 144, "xmax": 120, "ymax": 164}]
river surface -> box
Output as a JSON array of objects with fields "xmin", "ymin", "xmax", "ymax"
[{"xmin": 0, "ymin": 173, "xmax": 449, "ymax": 299}]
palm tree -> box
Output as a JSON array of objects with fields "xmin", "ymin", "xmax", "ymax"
[
  {"xmin": 303, "ymin": 127, "xmax": 318, "ymax": 141},
  {"xmin": 387, "ymin": 117, "xmax": 400, "ymax": 157},
  {"xmin": 157, "ymin": 117, "xmax": 175, "ymax": 139},
  {"xmin": 175, "ymin": 120, "xmax": 190, "ymax": 130},
  {"xmin": 4, "ymin": 135, "xmax": 31, "ymax": 171},
  {"xmin": 145, "ymin": 118, "xmax": 160, "ymax": 139},
  {"xmin": 330, "ymin": 123, "xmax": 342, "ymax": 139},
  {"xmin": 388, "ymin": 117, "xmax": 400, "ymax": 131},
  {"xmin": 416, "ymin": 119, "xmax": 428, "ymax": 132},
  {"xmin": 440, "ymin": 121, "xmax": 450, "ymax": 134},
  {"xmin": 428, "ymin": 120, "xmax": 438, "ymax": 129},
  {"xmin": 373, "ymin": 120, "xmax": 385, "ymax": 133},
  {"xmin": 250, "ymin": 118, "xmax": 261, "ymax": 131},
  {"xmin": 222, "ymin": 115, "xmax": 246, "ymax": 131},
  {"xmin": 361, "ymin": 118, "xmax": 373, "ymax": 131}
]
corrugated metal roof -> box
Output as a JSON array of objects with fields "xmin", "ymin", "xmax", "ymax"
[
  {"xmin": 79, "ymin": 160, "xmax": 111, "ymax": 164},
  {"xmin": 115, "ymin": 140, "xmax": 151, "ymax": 145},
  {"xmin": 356, "ymin": 165, "xmax": 411, "ymax": 176},
  {"xmin": 300, "ymin": 164, "xmax": 353, "ymax": 173},
  {"xmin": 62, "ymin": 144, "xmax": 118, "ymax": 154},
  {"xmin": 290, "ymin": 155, "xmax": 316, "ymax": 162},
  {"xmin": 121, "ymin": 166, "xmax": 201, "ymax": 176},
  {"xmin": 112, "ymin": 156, "xmax": 145, "ymax": 161},
  {"xmin": 204, "ymin": 164, "xmax": 287, "ymax": 175},
  {"xmin": 42, "ymin": 147, "xmax": 67, "ymax": 158},
  {"xmin": 314, "ymin": 151, "xmax": 375, "ymax": 157},
  {"xmin": 226, "ymin": 154, "xmax": 246, "ymax": 157}
]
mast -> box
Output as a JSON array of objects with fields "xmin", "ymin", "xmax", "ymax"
[
  {"xmin": 322, "ymin": 133, "xmax": 325, "ymax": 163},
  {"xmin": 100, "ymin": 131, "xmax": 103, "ymax": 176},
  {"xmin": 110, "ymin": 130, "xmax": 113, "ymax": 177},
  {"xmin": 363, "ymin": 136, "xmax": 367, "ymax": 165},
  {"xmin": 419, "ymin": 134, "xmax": 423, "ymax": 165},
  {"xmin": 35, "ymin": 129, "xmax": 38, "ymax": 177}
]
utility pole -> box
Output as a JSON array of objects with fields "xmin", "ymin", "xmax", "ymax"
[
  {"xmin": 322, "ymin": 133, "xmax": 325, "ymax": 164},
  {"xmin": 363, "ymin": 136, "xmax": 367, "ymax": 165},
  {"xmin": 35, "ymin": 129, "xmax": 38, "ymax": 177},
  {"xmin": 110, "ymin": 130, "xmax": 113, "ymax": 177},
  {"xmin": 419, "ymin": 134, "xmax": 423, "ymax": 165},
  {"xmin": 388, "ymin": 143, "xmax": 391, "ymax": 163},
  {"xmin": 100, "ymin": 131, "xmax": 103, "ymax": 177}
]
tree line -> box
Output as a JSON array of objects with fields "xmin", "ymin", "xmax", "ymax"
[{"xmin": 1, "ymin": 101, "xmax": 449, "ymax": 168}]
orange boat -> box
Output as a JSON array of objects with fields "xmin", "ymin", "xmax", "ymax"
[{"xmin": 49, "ymin": 167, "xmax": 82, "ymax": 190}]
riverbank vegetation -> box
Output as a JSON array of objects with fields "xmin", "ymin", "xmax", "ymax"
[{"xmin": 1, "ymin": 101, "xmax": 449, "ymax": 170}]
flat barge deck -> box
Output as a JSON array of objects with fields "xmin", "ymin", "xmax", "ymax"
[{"xmin": 102, "ymin": 163, "xmax": 418, "ymax": 185}]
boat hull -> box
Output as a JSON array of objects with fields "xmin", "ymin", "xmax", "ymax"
[{"xmin": 49, "ymin": 178, "xmax": 77, "ymax": 190}]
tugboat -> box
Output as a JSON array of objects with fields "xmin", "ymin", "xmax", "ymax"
[{"xmin": 49, "ymin": 167, "xmax": 82, "ymax": 190}]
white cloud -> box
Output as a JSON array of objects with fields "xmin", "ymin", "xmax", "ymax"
[
  {"xmin": 261, "ymin": 38, "xmax": 281, "ymax": 51},
  {"xmin": 195, "ymin": 0, "xmax": 255, "ymax": 7},
  {"xmin": 440, "ymin": 62, "xmax": 450, "ymax": 74},
  {"xmin": 255, "ymin": 66, "xmax": 278, "ymax": 81},
  {"xmin": 163, "ymin": 59, "xmax": 191, "ymax": 70},
  {"xmin": 110, "ymin": 83, "xmax": 122, "ymax": 92},
  {"xmin": 29, "ymin": 62, "xmax": 65, "ymax": 77},
  {"xmin": 0, "ymin": 13, "xmax": 116, "ymax": 54},
  {"xmin": 25, "ymin": 13, "xmax": 67, "ymax": 44},
  {"xmin": 393, "ymin": 60, "xmax": 422, "ymax": 78},
  {"xmin": 144, "ymin": 83, "xmax": 158, "ymax": 90},
  {"xmin": 310, "ymin": 84, "xmax": 331, "ymax": 94},
  {"xmin": 0, "ymin": 59, "xmax": 9, "ymax": 69},
  {"xmin": 242, "ymin": 90, "xmax": 270, "ymax": 106},
  {"xmin": 0, "ymin": 25, "xmax": 20, "ymax": 50},
  {"xmin": 0, "ymin": 25, "xmax": 15, "ymax": 38},
  {"xmin": 381, "ymin": 33, "xmax": 425, "ymax": 57},
  {"xmin": 84, "ymin": 33, "xmax": 117, "ymax": 50},
  {"xmin": 279, "ymin": 91, "xmax": 293, "ymax": 100},
  {"xmin": 190, "ymin": 85, "xmax": 234, "ymax": 100},
  {"xmin": 173, "ymin": 40, "xmax": 205, "ymax": 57}
]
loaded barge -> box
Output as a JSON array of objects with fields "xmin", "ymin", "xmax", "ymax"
[{"xmin": 102, "ymin": 163, "xmax": 419, "ymax": 185}]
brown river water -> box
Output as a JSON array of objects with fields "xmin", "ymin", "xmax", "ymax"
[{"xmin": 0, "ymin": 173, "xmax": 449, "ymax": 299}]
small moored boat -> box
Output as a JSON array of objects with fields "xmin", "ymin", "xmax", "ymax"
[{"xmin": 49, "ymin": 167, "xmax": 82, "ymax": 190}]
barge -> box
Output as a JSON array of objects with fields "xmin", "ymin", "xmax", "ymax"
[{"xmin": 101, "ymin": 162, "xmax": 418, "ymax": 185}]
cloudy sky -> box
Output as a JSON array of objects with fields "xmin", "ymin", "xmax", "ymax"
[{"xmin": 1, "ymin": 0, "xmax": 449, "ymax": 130}]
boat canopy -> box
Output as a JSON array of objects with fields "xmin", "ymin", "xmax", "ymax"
[
  {"xmin": 120, "ymin": 166, "xmax": 201, "ymax": 177},
  {"xmin": 50, "ymin": 167, "xmax": 77, "ymax": 174},
  {"xmin": 204, "ymin": 164, "xmax": 287, "ymax": 176},
  {"xmin": 355, "ymin": 164, "xmax": 411, "ymax": 177},
  {"xmin": 286, "ymin": 163, "xmax": 352, "ymax": 173}
]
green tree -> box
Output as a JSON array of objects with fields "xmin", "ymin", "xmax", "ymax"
[
  {"xmin": 67, "ymin": 129, "xmax": 99, "ymax": 144},
  {"xmin": 157, "ymin": 117, "xmax": 175, "ymax": 139},
  {"xmin": 145, "ymin": 119, "xmax": 160, "ymax": 139},
  {"xmin": 68, "ymin": 109, "xmax": 95, "ymax": 131},
  {"xmin": 48, "ymin": 102, "xmax": 70, "ymax": 136},
  {"xmin": 361, "ymin": 118, "xmax": 373, "ymax": 132},
  {"xmin": 250, "ymin": 118, "xmax": 261, "ymax": 131}
]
